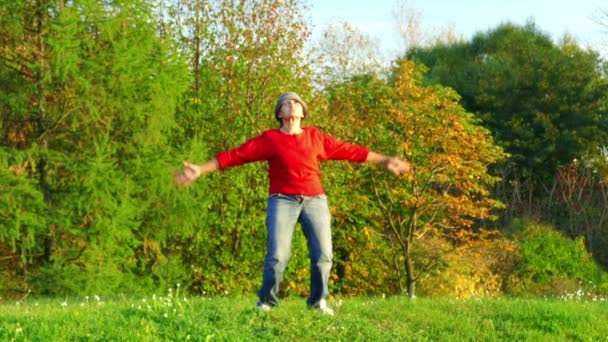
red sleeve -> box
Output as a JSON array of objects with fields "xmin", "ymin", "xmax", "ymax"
[
  {"xmin": 215, "ymin": 134, "xmax": 271, "ymax": 170},
  {"xmin": 319, "ymin": 130, "xmax": 369, "ymax": 162}
]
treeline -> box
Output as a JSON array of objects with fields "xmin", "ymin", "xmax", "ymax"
[
  {"xmin": 1, "ymin": 0, "xmax": 607, "ymax": 299},
  {"xmin": 407, "ymin": 22, "xmax": 608, "ymax": 266}
]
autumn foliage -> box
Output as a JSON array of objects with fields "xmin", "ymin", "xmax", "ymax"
[
  {"xmin": 1, "ymin": 0, "xmax": 606, "ymax": 299},
  {"xmin": 319, "ymin": 60, "xmax": 506, "ymax": 297}
]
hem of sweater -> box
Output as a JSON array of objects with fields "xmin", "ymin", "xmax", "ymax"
[
  {"xmin": 268, "ymin": 191, "xmax": 327, "ymax": 196},
  {"xmin": 268, "ymin": 185, "xmax": 326, "ymax": 196}
]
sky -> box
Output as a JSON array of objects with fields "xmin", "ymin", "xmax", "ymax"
[{"xmin": 306, "ymin": 0, "xmax": 607, "ymax": 58}]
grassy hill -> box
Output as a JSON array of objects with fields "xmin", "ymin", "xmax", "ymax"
[{"xmin": 1, "ymin": 292, "xmax": 607, "ymax": 341}]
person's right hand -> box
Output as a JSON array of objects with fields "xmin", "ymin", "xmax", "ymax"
[{"xmin": 174, "ymin": 161, "xmax": 201, "ymax": 186}]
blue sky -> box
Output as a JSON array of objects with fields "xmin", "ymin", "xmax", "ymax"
[{"xmin": 307, "ymin": 0, "xmax": 607, "ymax": 58}]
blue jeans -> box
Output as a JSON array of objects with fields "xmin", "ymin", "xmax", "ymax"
[{"xmin": 257, "ymin": 194, "xmax": 332, "ymax": 307}]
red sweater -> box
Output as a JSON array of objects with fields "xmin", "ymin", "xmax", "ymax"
[{"xmin": 216, "ymin": 127, "xmax": 370, "ymax": 195}]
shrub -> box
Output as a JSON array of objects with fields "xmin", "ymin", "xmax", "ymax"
[
  {"xmin": 417, "ymin": 234, "xmax": 517, "ymax": 299},
  {"xmin": 505, "ymin": 220, "xmax": 608, "ymax": 297}
]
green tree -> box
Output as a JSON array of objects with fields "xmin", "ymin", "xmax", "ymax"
[
  {"xmin": 161, "ymin": 0, "xmax": 315, "ymax": 294},
  {"xmin": 408, "ymin": 22, "xmax": 608, "ymax": 183},
  {"xmin": 1, "ymin": 0, "xmax": 189, "ymax": 295}
]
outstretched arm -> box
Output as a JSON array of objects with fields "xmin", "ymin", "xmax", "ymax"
[
  {"xmin": 174, "ymin": 159, "xmax": 219, "ymax": 186},
  {"xmin": 366, "ymin": 151, "xmax": 411, "ymax": 176}
]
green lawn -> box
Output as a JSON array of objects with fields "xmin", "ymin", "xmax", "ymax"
[{"xmin": 1, "ymin": 291, "xmax": 607, "ymax": 341}]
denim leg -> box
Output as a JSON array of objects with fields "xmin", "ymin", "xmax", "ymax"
[
  {"xmin": 258, "ymin": 194, "xmax": 300, "ymax": 306},
  {"xmin": 299, "ymin": 195, "xmax": 333, "ymax": 307}
]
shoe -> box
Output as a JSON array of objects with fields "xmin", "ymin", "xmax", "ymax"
[
  {"xmin": 317, "ymin": 299, "xmax": 334, "ymax": 316},
  {"xmin": 255, "ymin": 301, "xmax": 272, "ymax": 312}
]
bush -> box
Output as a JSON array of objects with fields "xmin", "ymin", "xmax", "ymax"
[
  {"xmin": 416, "ymin": 234, "xmax": 517, "ymax": 299},
  {"xmin": 505, "ymin": 220, "xmax": 608, "ymax": 297}
]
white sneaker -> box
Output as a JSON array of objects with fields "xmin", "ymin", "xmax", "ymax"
[
  {"xmin": 255, "ymin": 301, "xmax": 272, "ymax": 312},
  {"xmin": 317, "ymin": 299, "xmax": 334, "ymax": 316}
]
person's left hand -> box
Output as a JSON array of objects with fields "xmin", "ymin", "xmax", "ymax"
[{"xmin": 387, "ymin": 157, "xmax": 411, "ymax": 176}]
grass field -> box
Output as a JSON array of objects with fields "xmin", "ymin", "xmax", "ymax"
[{"xmin": 1, "ymin": 289, "xmax": 607, "ymax": 341}]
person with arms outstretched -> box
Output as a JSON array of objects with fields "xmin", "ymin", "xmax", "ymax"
[{"xmin": 174, "ymin": 92, "xmax": 410, "ymax": 316}]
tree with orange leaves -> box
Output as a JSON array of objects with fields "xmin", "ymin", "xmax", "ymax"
[{"xmin": 325, "ymin": 60, "xmax": 506, "ymax": 297}]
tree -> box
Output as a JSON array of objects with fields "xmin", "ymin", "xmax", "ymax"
[
  {"xmin": 321, "ymin": 60, "xmax": 506, "ymax": 298},
  {"xmin": 593, "ymin": 6, "xmax": 608, "ymax": 56},
  {"xmin": 407, "ymin": 21, "xmax": 608, "ymax": 269},
  {"xmin": 160, "ymin": 0, "xmax": 316, "ymax": 294},
  {"xmin": 392, "ymin": 0, "xmax": 462, "ymax": 54},
  {"xmin": 408, "ymin": 22, "xmax": 608, "ymax": 184},
  {"xmin": 311, "ymin": 21, "xmax": 387, "ymax": 87},
  {"xmin": 1, "ymin": 0, "xmax": 190, "ymax": 295},
  {"xmin": 164, "ymin": 0, "xmax": 312, "ymax": 140}
]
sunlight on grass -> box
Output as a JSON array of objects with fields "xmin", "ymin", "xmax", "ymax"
[{"xmin": 1, "ymin": 287, "xmax": 607, "ymax": 341}]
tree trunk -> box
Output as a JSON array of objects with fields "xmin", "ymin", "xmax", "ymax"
[
  {"xmin": 403, "ymin": 211, "xmax": 417, "ymax": 298},
  {"xmin": 34, "ymin": 0, "xmax": 53, "ymax": 263},
  {"xmin": 402, "ymin": 223, "xmax": 416, "ymax": 298},
  {"xmin": 405, "ymin": 249, "xmax": 416, "ymax": 298}
]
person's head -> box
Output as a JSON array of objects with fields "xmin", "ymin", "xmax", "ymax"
[{"xmin": 275, "ymin": 92, "xmax": 308, "ymax": 126}]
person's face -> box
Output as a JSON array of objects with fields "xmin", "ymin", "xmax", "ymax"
[{"xmin": 278, "ymin": 99, "xmax": 304, "ymax": 121}]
